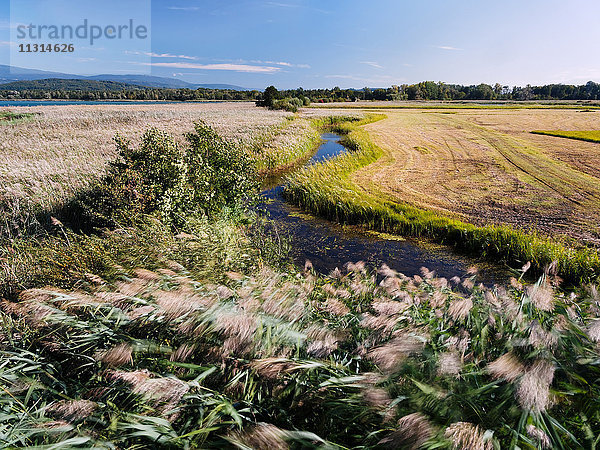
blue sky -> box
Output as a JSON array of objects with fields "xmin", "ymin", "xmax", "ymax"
[{"xmin": 1, "ymin": 0, "xmax": 599, "ymax": 89}]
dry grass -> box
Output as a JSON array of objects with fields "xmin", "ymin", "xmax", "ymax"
[
  {"xmin": 0, "ymin": 102, "xmax": 295, "ymax": 211},
  {"xmin": 351, "ymin": 108, "xmax": 600, "ymax": 245}
]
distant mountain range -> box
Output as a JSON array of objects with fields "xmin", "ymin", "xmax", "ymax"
[{"xmin": 0, "ymin": 65, "xmax": 251, "ymax": 90}]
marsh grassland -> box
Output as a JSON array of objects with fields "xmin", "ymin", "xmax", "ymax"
[
  {"xmin": 2, "ymin": 101, "xmax": 600, "ymax": 448},
  {"xmin": 0, "ymin": 103, "xmax": 310, "ymax": 211},
  {"xmin": 531, "ymin": 129, "xmax": 600, "ymax": 144}
]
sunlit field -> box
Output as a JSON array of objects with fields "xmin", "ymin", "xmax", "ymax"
[{"xmin": 532, "ymin": 129, "xmax": 600, "ymax": 143}]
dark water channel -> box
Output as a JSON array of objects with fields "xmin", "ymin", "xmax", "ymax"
[{"xmin": 260, "ymin": 133, "xmax": 511, "ymax": 284}]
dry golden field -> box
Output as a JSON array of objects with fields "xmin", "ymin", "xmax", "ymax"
[
  {"xmin": 349, "ymin": 108, "xmax": 600, "ymax": 245},
  {"xmin": 0, "ymin": 102, "xmax": 303, "ymax": 211}
]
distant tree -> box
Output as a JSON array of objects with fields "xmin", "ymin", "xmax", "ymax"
[
  {"xmin": 362, "ymin": 87, "xmax": 372, "ymax": 100},
  {"xmin": 520, "ymin": 84, "xmax": 534, "ymax": 101},
  {"xmin": 471, "ymin": 83, "xmax": 495, "ymax": 100},
  {"xmin": 405, "ymin": 84, "xmax": 420, "ymax": 100},
  {"xmin": 261, "ymin": 85, "xmax": 279, "ymax": 107},
  {"xmin": 493, "ymin": 83, "xmax": 502, "ymax": 97}
]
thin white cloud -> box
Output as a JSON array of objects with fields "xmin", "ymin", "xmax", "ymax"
[
  {"xmin": 168, "ymin": 6, "xmax": 201, "ymax": 11},
  {"xmin": 147, "ymin": 62, "xmax": 281, "ymax": 73},
  {"xmin": 147, "ymin": 52, "xmax": 197, "ymax": 60},
  {"xmin": 172, "ymin": 72, "xmax": 207, "ymax": 77},
  {"xmin": 437, "ymin": 45, "xmax": 462, "ymax": 51},
  {"xmin": 132, "ymin": 54, "xmax": 307, "ymax": 72},
  {"xmin": 360, "ymin": 61, "xmax": 383, "ymax": 69},
  {"xmin": 264, "ymin": 1, "xmax": 330, "ymax": 14},
  {"xmin": 251, "ymin": 59, "xmax": 291, "ymax": 66},
  {"xmin": 0, "ymin": 40, "xmax": 13, "ymax": 46},
  {"xmin": 125, "ymin": 51, "xmax": 198, "ymax": 60},
  {"xmin": 325, "ymin": 75, "xmax": 361, "ymax": 80},
  {"xmin": 250, "ymin": 59, "xmax": 310, "ymax": 68},
  {"xmin": 264, "ymin": 2, "xmax": 300, "ymax": 7}
]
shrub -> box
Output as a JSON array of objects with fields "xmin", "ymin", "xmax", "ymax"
[
  {"xmin": 75, "ymin": 121, "xmax": 257, "ymax": 228},
  {"xmin": 184, "ymin": 121, "xmax": 258, "ymax": 214},
  {"xmin": 270, "ymin": 97, "xmax": 304, "ymax": 112},
  {"xmin": 255, "ymin": 85, "xmax": 280, "ymax": 108}
]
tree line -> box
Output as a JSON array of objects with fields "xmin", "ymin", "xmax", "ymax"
[
  {"xmin": 282, "ymin": 81, "xmax": 600, "ymax": 102},
  {"xmin": 1, "ymin": 79, "xmax": 600, "ymax": 102}
]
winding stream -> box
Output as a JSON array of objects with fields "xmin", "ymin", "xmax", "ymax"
[{"xmin": 260, "ymin": 133, "xmax": 510, "ymax": 284}]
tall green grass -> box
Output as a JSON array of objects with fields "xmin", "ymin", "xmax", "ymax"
[
  {"xmin": 0, "ymin": 110, "xmax": 36, "ymax": 124},
  {"xmin": 3, "ymin": 247, "xmax": 600, "ymax": 448},
  {"xmin": 284, "ymin": 115, "xmax": 600, "ymax": 283},
  {"xmin": 532, "ymin": 129, "xmax": 600, "ymax": 143},
  {"xmin": 252, "ymin": 116, "xmax": 322, "ymax": 173}
]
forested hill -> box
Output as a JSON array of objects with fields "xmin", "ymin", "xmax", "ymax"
[
  {"xmin": 0, "ymin": 78, "xmax": 261, "ymax": 101},
  {"xmin": 0, "ymin": 79, "xmax": 146, "ymax": 92}
]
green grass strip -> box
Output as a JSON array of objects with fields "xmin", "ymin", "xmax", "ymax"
[
  {"xmin": 532, "ymin": 130, "xmax": 600, "ymax": 144},
  {"xmin": 284, "ymin": 115, "xmax": 600, "ymax": 283},
  {"xmin": 0, "ymin": 110, "xmax": 37, "ymax": 125}
]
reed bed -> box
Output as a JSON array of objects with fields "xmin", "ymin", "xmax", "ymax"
[
  {"xmin": 1, "ymin": 252, "xmax": 599, "ymax": 448},
  {"xmin": 284, "ymin": 115, "xmax": 600, "ymax": 283},
  {"xmin": 0, "ymin": 103, "xmax": 295, "ymax": 212},
  {"xmin": 1, "ymin": 106, "xmax": 600, "ymax": 448}
]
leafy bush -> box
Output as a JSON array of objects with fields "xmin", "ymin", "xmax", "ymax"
[
  {"xmin": 75, "ymin": 121, "xmax": 257, "ymax": 228},
  {"xmin": 274, "ymin": 97, "xmax": 304, "ymax": 112}
]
